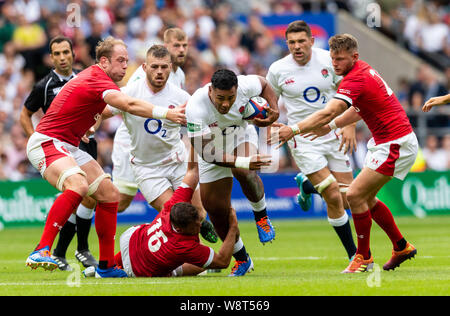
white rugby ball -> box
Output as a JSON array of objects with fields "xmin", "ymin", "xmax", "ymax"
[{"xmin": 239, "ymin": 96, "xmax": 268, "ymax": 120}]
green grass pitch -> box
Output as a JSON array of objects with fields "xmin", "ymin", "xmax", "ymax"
[{"xmin": 0, "ymin": 216, "xmax": 449, "ymax": 296}]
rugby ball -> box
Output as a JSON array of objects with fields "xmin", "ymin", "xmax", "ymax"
[{"xmin": 239, "ymin": 96, "xmax": 268, "ymax": 120}]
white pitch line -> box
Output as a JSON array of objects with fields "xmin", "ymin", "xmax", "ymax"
[{"xmin": 0, "ymin": 280, "xmax": 179, "ymax": 286}]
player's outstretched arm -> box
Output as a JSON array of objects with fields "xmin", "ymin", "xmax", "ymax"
[
  {"xmin": 190, "ymin": 135, "xmax": 272, "ymax": 170},
  {"xmin": 103, "ymin": 90, "xmax": 186, "ymax": 125},
  {"xmin": 422, "ymin": 94, "xmax": 450, "ymax": 112},
  {"xmin": 208, "ymin": 209, "xmax": 239, "ymax": 269},
  {"xmin": 182, "ymin": 144, "xmax": 200, "ymax": 190},
  {"xmin": 252, "ymin": 76, "xmax": 280, "ymax": 127},
  {"xmin": 268, "ymin": 98, "xmax": 348, "ymax": 149}
]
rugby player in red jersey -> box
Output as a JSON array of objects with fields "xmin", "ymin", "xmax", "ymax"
[
  {"xmin": 270, "ymin": 33, "xmax": 418, "ymax": 273},
  {"xmin": 108, "ymin": 146, "xmax": 238, "ymax": 278},
  {"xmin": 25, "ymin": 36, "xmax": 185, "ymax": 278}
]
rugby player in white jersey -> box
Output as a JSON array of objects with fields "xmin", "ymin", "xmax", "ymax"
[
  {"xmin": 110, "ymin": 29, "xmax": 217, "ymax": 243},
  {"xmin": 266, "ymin": 21, "xmax": 356, "ymax": 260},
  {"xmin": 186, "ymin": 68, "xmax": 279, "ymax": 276}
]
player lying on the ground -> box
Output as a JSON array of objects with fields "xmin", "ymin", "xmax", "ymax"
[{"xmin": 84, "ymin": 146, "xmax": 238, "ymax": 278}]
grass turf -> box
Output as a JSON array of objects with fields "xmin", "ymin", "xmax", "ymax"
[{"xmin": 0, "ymin": 216, "xmax": 449, "ymax": 296}]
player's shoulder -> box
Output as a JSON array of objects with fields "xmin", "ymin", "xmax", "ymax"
[
  {"xmin": 268, "ymin": 54, "xmax": 294, "ymax": 72},
  {"xmin": 166, "ymin": 81, "xmax": 190, "ymax": 98},
  {"xmin": 237, "ymin": 74, "xmax": 260, "ymax": 88}
]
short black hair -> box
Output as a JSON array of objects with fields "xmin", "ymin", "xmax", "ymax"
[
  {"xmin": 170, "ymin": 202, "xmax": 199, "ymax": 229},
  {"xmin": 285, "ymin": 20, "xmax": 312, "ymax": 38},
  {"xmin": 49, "ymin": 36, "xmax": 74, "ymax": 54},
  {"xmin": 211, "ymin": 69, "xmax": 238, "ymax": 91}
]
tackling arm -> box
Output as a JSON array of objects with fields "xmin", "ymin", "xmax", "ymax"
[
  {"xmin": 189, "ymin": 134, "xmax": 271, "ymax": 170},
  {"xmin": 103, "ymin": 91, "xmax": 186, "ymax": 125}
]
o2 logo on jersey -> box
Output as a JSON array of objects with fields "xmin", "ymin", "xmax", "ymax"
[
  {"xmin": 303, "ymin": 86, "xmax": 327, "ymax": 104},
  {"xmin": 144, "ymin": 118, "xmax": 167, "ymax": 137}
]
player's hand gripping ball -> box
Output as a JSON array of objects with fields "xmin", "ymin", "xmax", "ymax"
[{"xmin": 239, "ymin": 96, "xmax": 268, "ymax": 120}]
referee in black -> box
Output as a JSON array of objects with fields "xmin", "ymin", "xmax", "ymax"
[{"xmin": 20, "ymin": 36, "xmax": 98, "ymax": 271}]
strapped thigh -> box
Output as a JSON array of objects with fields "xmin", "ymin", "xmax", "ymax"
[
  {"xmin": 87, "ymin": 173, "xmax": 111, "ymax": 196},
  {"xmin": 313, "ymin": 174, "xmax": 337, "ymax": 194},
  {"xmin": 56, "ymin": 166, "xmax": 87, "ymax": 191}
]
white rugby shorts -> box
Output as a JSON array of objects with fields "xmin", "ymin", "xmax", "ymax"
[
  {"xmin": 111, "ymin": 132, "xmax": 139, "ymax": 196},
  {"xmin": 364, "ymin": 132, "xmax": 418, "ymax": 180},
  {"xmin": 27, "ymin": 132, "xmax": 93, "ymax": 176},
  {"xmin": 288, "ymin": 133, "xmax": 352, "ymax": 176}
]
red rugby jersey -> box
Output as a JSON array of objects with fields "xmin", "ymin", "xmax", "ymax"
[
  {"xmin": 334, "ymin": 60, "xmax": 412, "ymax": 144},
  {"xmin": 128, "ymin": 186, "xmax": 214, "ymax": 277},
  {"xmin": 36, "ymin": 65, "xmax": 120, "ymax": 146}
]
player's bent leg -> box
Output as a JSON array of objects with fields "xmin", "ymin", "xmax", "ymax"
[
  {"xmin": 27, "ymin": 158, "xmax": 88, "ymax": 271},
  {"xmin": 331, "ymin": 171, "xmax": 354, "ymax": 210},
  {"xmin": 117, "ymin": 193, "xmax": 135, "ymax": 213},
  {"xmin": 308, "ymin": 168, "xmax": 356, "ymax": 259},
  {"xmin": 232, "ymin": 168, "xmax": 275, "ymax": 244},
  {"xmin": 81, "ymin": 160, "xmax": 124, "ymax": 275}
]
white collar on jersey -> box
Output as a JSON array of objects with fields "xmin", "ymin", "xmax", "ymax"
[{"xmin": 53, "ymin": 69, "xmax": 76, "ymax": 82}]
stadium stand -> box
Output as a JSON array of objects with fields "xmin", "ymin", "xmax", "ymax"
[{"xmin": 0, "ymin": 0, "xmax": 448, "ymax": 181}]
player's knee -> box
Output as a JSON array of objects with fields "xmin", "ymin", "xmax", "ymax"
[
  {"xmin": 117, "ymin": 196, "xmax": 133, "ymax": 213},
  {"xmin": 322, "ymin": 184, "xmax": 342, "ymax": 209},
  {"xmin": 64, "ymin": 174, "xmax": 89, "ymax": 197},
  {"xmin": 345, "ymin": 188, "xmax": 364, "ymax": 209}
]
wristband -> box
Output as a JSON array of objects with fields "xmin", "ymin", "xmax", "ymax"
[
  {"xmin": 152, "ymin": 106, "xmax": 169, "ymax": 119},
  {"xmin": 235, "ymin": 156, "xmax": 251, "ymax": 169},
  {"xmin": 289, "ymin": 124, "xmax": 300, "ymax": 135},
  {"xmin": 328, "ymin": 119, "xmax": 338, "ymax": 130}
]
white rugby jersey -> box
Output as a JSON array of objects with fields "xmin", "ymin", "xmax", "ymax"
[
  {"xmin": 266, "ymin": 47, "xmax": 341, "ymax": 127},
  {"xmin": 112, "ymin": 78, "xmax": 190, "ymax": 167},
  {"xmin": 186, "ymin": 75, "xmax": 262, "ymax": 140},
  {"xmin": 112, "ymin": 66, "xmax": 187, "ymax": 165}
]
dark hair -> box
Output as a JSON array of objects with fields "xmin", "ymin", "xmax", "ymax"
[
  {"xmin": 49, "ymin": 36, "xmax": 74, "ymax": 54},
  {"xmin": 146, "ymin": 44, "xmax": 170, "ymax": 59},
  {"xmin": 211, "ymin": 69, "xmax": 238, "ymax": 90},
  {"xmin": 170, "ymin": 202, "xmax": 199, "ymax": 229},
  {"xmin": 285, "ymin": 20, "xmax": 312, "ymax": 38}
]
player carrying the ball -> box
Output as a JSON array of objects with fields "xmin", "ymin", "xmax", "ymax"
[{"xmin": 186, "ymin": 69, "xmax": 279, "ymax": 276}]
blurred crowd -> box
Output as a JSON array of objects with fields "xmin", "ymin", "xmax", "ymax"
[
  {"xmin": 0, "ymin": 0, "xmax": 448, "ymax": 181},
  {"xmin": 378, "ymin": 0, "xmax": 449, "ymax": 70}
]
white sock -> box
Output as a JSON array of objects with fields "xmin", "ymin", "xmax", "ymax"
[
  {"xmin": 76, "ymin": 204, "xmax": 95, "ymax": 220},
  {"xmin": 233, "ymin": 237, "xmax": 244, "ymax": 254},
  {"xmin": 328, "ymin": 212, "xmax": 349, "ymax": 227},
  {"xmin": 67, "ymin": 213, "xmax": 77, "ymax": 224},
  {"xmin": 249, "ymin": 195, "xmax": 266, "ymax": 212}
]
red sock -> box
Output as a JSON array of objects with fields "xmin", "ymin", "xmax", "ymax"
[
  {"xmin": 37, "ymin": 190, "xmax": 83, "ymax": 250},
  {"xmin": 370, "ymin": 200, "xmax": 404, "ymax": 250},
  {"xmin": 95, "ymin": 201, "xmax": 118, "ymax": 268},
  {"xmin": 352, "ymin": 210, "xmax": 372, "ymax": 259}
]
